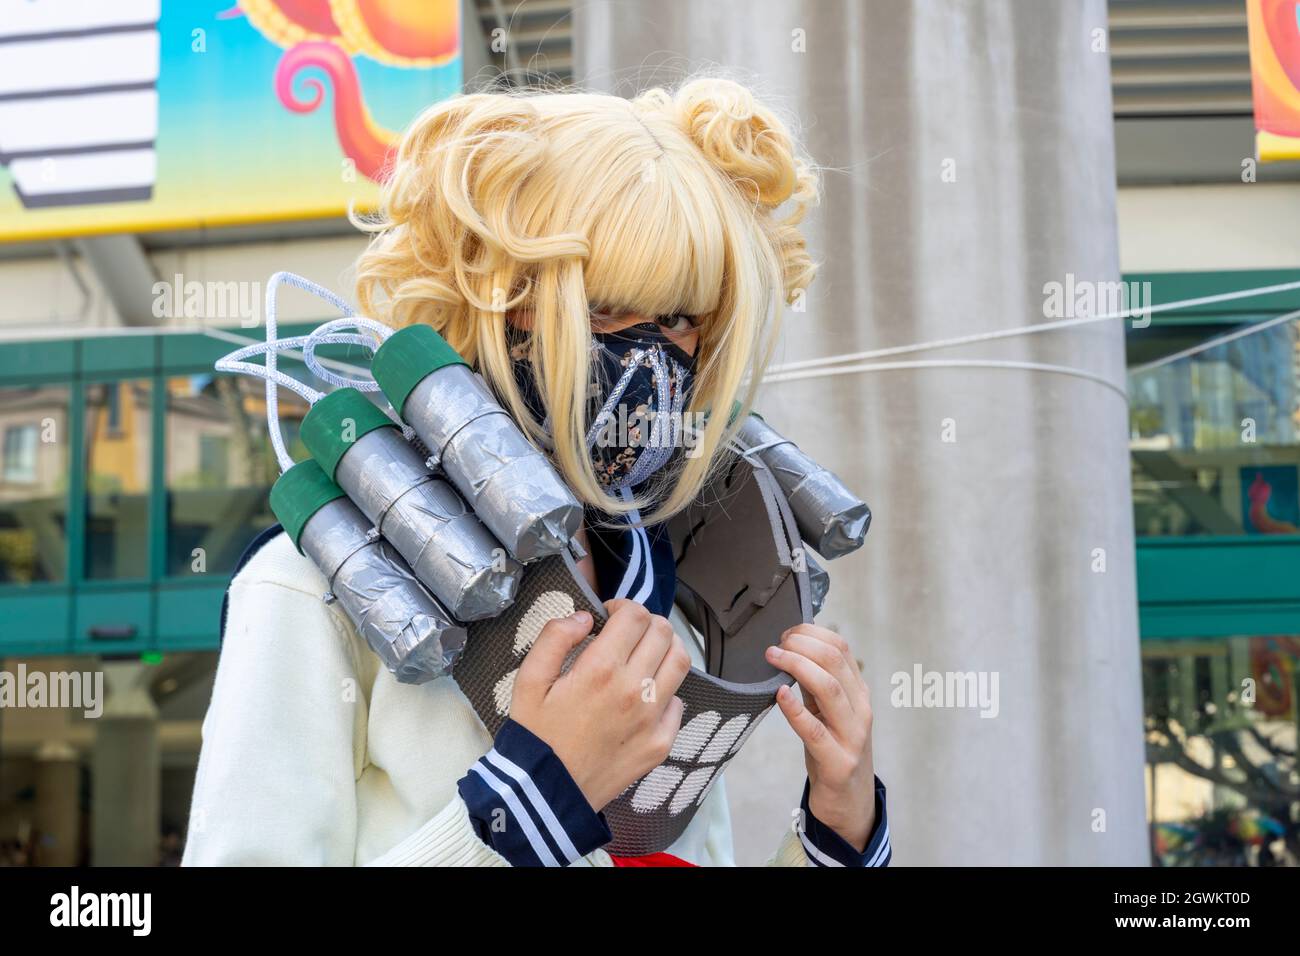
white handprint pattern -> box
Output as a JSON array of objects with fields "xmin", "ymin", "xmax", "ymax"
[{"xmin": 491, "ymin": 589, "xmax": 576, "ymax": 716}]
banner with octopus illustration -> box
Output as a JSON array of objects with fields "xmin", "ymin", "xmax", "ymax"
[
  {"xmin": 0, "ymin": 0, "xmax": 460, "ymax": 241},
  {"xmin": 1247, "ymin": 0, "xmax": 1300, "ymax": 161}
]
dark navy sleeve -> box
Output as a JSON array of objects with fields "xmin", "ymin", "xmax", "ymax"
[
  {"xmin": 798, "ymin": 775, "xmax": 891, "ymax": 867},
  {"xmin": 457, "ymin": 718, "xmax": 613, "ymax": 866}
]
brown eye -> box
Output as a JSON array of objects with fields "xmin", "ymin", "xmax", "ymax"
[{"xmin": 658, "ymin": 314, "xmax": 696, "ymax": 334}]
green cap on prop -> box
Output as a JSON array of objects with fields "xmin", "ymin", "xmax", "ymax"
[
  {"xmin": 726, "ymin": 401, "xmax": 761, "ymax": 426},
  {"xmin": 300, "ymin": 387, "xmax": 397, "ymax": 480},
  {"xmin": 270, "ymin": 459, "xmax": 348, "ymax": 552},
  {"xmin": 371, "ymin": 324, "xmax": 467, "ymax": 416}
]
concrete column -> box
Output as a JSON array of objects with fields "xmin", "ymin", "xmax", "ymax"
[
  {"xmin": 34, "ymin": 741, "xmax": 81, "ymax": 866},
  {"xmin": 92, "ymin": 661, "xmax": 160, "ymax": 866},
  {"xmin": 576, "ymin": 0, "xmax": 1148, "ymax": 864}
]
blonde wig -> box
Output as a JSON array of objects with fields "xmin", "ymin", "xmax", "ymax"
[{"xmin": 355, "ymin": 76, "xmax": 820, "ymax": 525}]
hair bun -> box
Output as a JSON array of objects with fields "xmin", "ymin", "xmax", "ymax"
[
  {"xmin": 671, "ymin": 77, "xmax": 799, "ymax": 207},
  {"xmin": 639, "ymin": 77, "xmax": 818, "ymax": 304}
]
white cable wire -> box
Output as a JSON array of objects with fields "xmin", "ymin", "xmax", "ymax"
[
  {"xmin": 765, "ymin": 278, "xmax": 1300, "ymax": 375},
  {"xmin": 213, "ymin": 336, "xmax": 323, "ymax": 402},
  {"xmin": 215, "ymin": 331, "xmax": 327, "ymax": 473},
  {"xmin": 203, "ymin": 326, "xmax": 375, "ymax": 380},
  {"xmin": 764, "ymin": 357, "xmax": 1129, "ymax": 399},
  {"xmin": 209, "ymin": 273, "xmax": 1299, "ymax": 468},
  {"xmin": 214, "ymin": 272, "xmax": 395, "ymax": 473},
  {"xmin": 759, "ymin": 318, "xmax": 1300, "ymax": 397},
  {"xmin": 303, "ymin": 316, "xmax": 394, "ymax": 389},
  {"xmin": 265, "ymin": 273, "xmax": 312, "ymax": 472},
  {"xmin": 757, "ymin": 305, "xmax": 1300, "ymax": 396},
  {"xmin": 1128, "ymin": 306, "xmax": 1300, "ymax": 375}
]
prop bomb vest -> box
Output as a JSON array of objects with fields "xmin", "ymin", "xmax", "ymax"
[{"xmin": 247, "ymin": 322, "xmax": 871, "ymax": 856}]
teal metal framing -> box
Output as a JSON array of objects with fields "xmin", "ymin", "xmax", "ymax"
[
  {"xmin": 1129, "ymin": 269, "xmax": 1300, "ymax": 640},
  {"xmin": 0, "ymin": 323, "xmax": 318, "ymax": 658}
]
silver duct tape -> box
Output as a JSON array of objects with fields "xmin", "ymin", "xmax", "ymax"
[
  {"xmin": 300, "ymin": 497, "xmax": 467, "ymax": 684},
  {"xmin": 337, "ymin": 426, "xmax": 431, "ymax": 517},
  {"xmin": 334, "ymin": 427, "xmax": 522, "ymax": 621},
  {"xmin": 405, "ymin": 366, "xmax": 582, "ymax": 562},
  {"xmin": 382, "ymin": 479, "xmax": 521, "ymax": 621},
  {"xmin": 737, "ymin": 415, "xmax": 870, "ymax": 559},
  {"xmin": 804, "ymin": 549, "xmax": 830, "ymax": 617}
]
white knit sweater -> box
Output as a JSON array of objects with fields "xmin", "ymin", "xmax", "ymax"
[{"xmin": 182, "ymin": 531, "xmax": 815, "ymax": 867}]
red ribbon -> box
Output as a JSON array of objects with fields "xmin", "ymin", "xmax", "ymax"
[{"xmin": 608, "ymin": 852, "xmax": 696, "ymax": 867}]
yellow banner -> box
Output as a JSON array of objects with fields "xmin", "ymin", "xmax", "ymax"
[{"xmin": 0, "ymin": 1, "xmax": 460, "ymax": 241}]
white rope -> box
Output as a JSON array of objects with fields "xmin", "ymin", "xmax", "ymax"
[
  {"xmin": 765, "ymin": 278, "xmax": 1300, "ymax": 375},
  {"xmin": 758, "ymin": 279, "xmax": 1300, "ymax": 398},
  {"xmin": 206, "ymin": 273, "xmax": 1299, "ymax": 468},
  {"xmin": 203, "ymin": 326, "xmax": 375, "ymax": 380},
  {"xmin": 765, "ymin": 358, "xmax": 1130, "ymax": 399},
  {"xmin": 302, "ymin": 315, "xmax": 395, "ymax": 390},
  {"xmin": 265, "ymin": 273, "xmax": 320, "ymax": 471},
  {"xmin": 1128, "ymin": 306, "xmax": 1300, "ymax": 375},
  {"xmin": 213, "ymin": 335, "xmax": 323, "ymax": 403},
  {"xmin": 213, "ymin": 272, "xmax": 395, "ymax": 473}
]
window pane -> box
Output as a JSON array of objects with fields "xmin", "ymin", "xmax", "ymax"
[
  {"xmin": 165, "ymin": 374, "xmax": 308, "ymax": 576},
  {"xmin": 1130, "ymin": 319, "xmax": 1300, "ymax": 537},
  {"xmin": 85, "ymin": 380, "xmax": 152, "ymax": 579},
  {"xmin": 1143, "ymin": 636, "xmax": 1300, "ymax": 865},
  {"xmin": 0, "ymin": 386, "xmax": 69, "ymax": 583}
]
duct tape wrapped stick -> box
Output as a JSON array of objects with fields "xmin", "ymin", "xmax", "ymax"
[
  {"xmin": 737, "ymin": 414, "xmax": 871, "ymax": 560},
  {"xmin": 270, "ymin": 460, "xmax": 467, "ymax": 683},
  {"xmin": 300, "ymin": 388, "xmax": 522, "ymax": 621},
  {"xmin": 371, "ymin": 325, "xmax": 583, "ymax": 563},
  {"xmin": 804, "ymin": 549, "xmax": 830, "ymax": 617}
]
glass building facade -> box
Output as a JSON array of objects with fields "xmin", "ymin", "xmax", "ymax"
[{"xmin": 1128, "ymin": 271, "xmax": 1300, "ymax": 866}]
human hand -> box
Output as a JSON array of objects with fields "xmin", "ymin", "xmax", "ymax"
[
  {"xmin": 509, "ymin": 599, "xmax": 691, "ymax": 811},
  {"xmin": 765, "ymin": 623, "xmax": 876, "ymax": 851}
]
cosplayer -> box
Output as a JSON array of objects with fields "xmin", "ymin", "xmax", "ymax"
[{"xmin": 184, "ymin": 76, "xmax": 890, "ymax": 867}]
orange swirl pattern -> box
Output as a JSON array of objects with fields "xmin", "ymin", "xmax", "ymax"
[
  {"xmin": 275, "ymin": 40, "xmax": 396, "ymax": 182},
  {"xmin": 239, "ymin": 0, "xmax": 458, "ymax": 64},
  {"xmin": 236, "ymin": 0, "xmax": 357, "ymax": 53},
  {"xmin": 329, "ymin": 0, "xmax": 460, "ymax": 67},
  {"xmin": 1247, "ymin": 0, "xmax": 1300, "ymax": 160},
  {"xmin": 238, "ymin": 0, "xmax": 459, "ymax": 181}
]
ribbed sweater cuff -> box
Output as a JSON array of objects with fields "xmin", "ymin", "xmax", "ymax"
[
  {"xmin": 769, "ymin": 827, "xmax": 811, "ymax": 867},
  {"xmin": 365, "ymin": 798, "xmax": 510, "ymax": 867}
]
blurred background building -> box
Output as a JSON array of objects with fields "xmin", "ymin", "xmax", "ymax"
[{"xmin": 1, "ymin": 0, "xmax": 1299, "ymax": 866}]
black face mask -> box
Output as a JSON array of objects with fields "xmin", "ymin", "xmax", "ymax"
[{"xmin": 507, "ymin": 319, "xmax": 696, "ymax": 495}]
